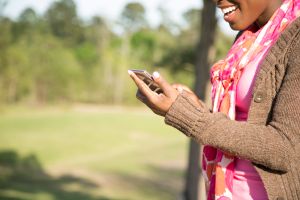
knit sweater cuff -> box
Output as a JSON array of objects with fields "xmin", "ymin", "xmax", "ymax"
[{"xmin": 164, "ymin": 91, "xmax": 212, "ymax": 138}]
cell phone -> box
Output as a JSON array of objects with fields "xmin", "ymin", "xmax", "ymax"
[{"xmin": 130, "ymin": 69, "xmax": 163, "ymax": 94}]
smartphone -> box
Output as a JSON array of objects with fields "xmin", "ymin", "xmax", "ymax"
[{"xmin": 130, "ymin": 69, "xmax": 163, "ymax": 94}]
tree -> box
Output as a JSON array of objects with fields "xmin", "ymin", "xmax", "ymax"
[
  {"xmin": 130, "ymin": 30, "xmax": 156, "ymax": 64},
  {"xmin": 19, "ymin": 8, "xmax": 38, "ymax": 25},
  {"xmin": 0, "ymin": 0, "xmax": 7, "ymax": 18},
  {"xmin": 0, "ymin": 0, "xmax": 10, "ymax": 49},
  {"xmin": 184, "ymin": 1, "xmax": 217, "ymax": 200},
  {"xmin": 86, "ymin": 16, "xmax": 111, "ymax": 47},
  {"xmin": 120, "ymin": 2, "xmax": 148, "ymax": 33},
  {"xmin": 156, "ymin": 9, "xmax": 199, "ymax": 74},
  {"xmin": 12, "ymin": 8, "xmax": 39, "ymax": 40},
  {"xmin": 45, "ymin": 0, "xmax": 83, "ymax": 44},
  {"xmin": 80, "ymin": 16, "xmax": 112, "ymax": 68},
  {"xmin": 157, "ymin": 6, "xmax": 180, "ymax": 34},
  {"xmin": 183, "ymin": 8, "xmax": 201, "ymax": 30},
  {"xmin": 0, "ymin": 17, "xmax": 12, "ymax": 77}
]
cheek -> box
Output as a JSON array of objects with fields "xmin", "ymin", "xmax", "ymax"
[{"xmin": 232, "ymin": 6, "xmax": 260, "ymax": 30}]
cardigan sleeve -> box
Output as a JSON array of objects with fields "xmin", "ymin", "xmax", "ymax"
[{"xmin": 165, "ymin": 38, "xmax": 300, "ymax": 173}]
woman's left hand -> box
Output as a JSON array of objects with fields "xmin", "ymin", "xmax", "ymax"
[{"xmin": 128, "ymin": 70, "xmax": 180, "ymax": 116}]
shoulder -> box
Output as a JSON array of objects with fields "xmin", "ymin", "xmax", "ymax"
[
  {"xmin": 281, "ymin": 17, "xmax": 300, "ymax": 66},
  {"xmin": 267, "ymin": 17, "xmax": 300, "ymax": 65},
  {"xmin": 288, "ymin": 18, "xmax": 300, "ymax": 53},
  {"xmin": 280, "ymin": 17, "xmax": 300, "ymax": 53}
]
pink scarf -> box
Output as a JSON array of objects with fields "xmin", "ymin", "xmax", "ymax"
[{"xmin": 203, "ymin": 1, "xmax": 300, "ymax": 199}]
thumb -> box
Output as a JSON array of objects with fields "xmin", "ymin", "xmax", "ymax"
[{"xmin": 152, "ymin": 71, "xmax": 174, "ymax": 97}]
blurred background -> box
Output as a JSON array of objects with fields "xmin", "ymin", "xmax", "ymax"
[{"xmin": 0, "ymin": 0, "xmax": 236, "ymax": 199}]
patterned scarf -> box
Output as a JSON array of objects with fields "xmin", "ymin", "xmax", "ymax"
[{"xmin": 203, "ymin": 1, "xmax": 300, "ymax": 199}]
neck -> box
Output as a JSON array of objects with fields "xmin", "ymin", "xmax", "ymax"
[{"xmin": 255, "ymin": 1, "xmax": 283, "ymax": 28}]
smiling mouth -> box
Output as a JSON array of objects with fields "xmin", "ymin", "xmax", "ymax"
[{"xmin": 221, "ymin": 5, "xmax": 238, "ymax": 16}]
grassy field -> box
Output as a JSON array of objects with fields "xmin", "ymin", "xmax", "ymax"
[{"xmin": 0, "ymin": 105, "xmax": 188, "ymax": 200}]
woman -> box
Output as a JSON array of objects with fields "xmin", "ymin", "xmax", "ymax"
[{"xmin": 128, "ymin": 0, "xmax": 300, "ymax": 199}]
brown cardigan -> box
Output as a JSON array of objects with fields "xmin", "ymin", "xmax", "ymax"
[{"xmin": 165, "ymin": 17, "xmax": 300, "ymax": 200}]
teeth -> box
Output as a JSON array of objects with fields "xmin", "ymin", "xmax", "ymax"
[{"xmin": 222, "ymin": 6, "xmax": 237, "ymax": 15}]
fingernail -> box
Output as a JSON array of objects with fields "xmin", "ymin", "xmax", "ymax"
[
  {"xmin": 178, "ymin": 86, "xmax": 183, "ymax": 93},
  {"xmin": 152, "ymin": 71, "xmax": 160, "ymax": 79},
  {"xmin": 128, "ymin": 70, "xmax": 133, "ymax": 75}
]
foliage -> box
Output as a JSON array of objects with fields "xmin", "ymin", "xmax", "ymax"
[
  {"xmin": 159, "ymin": 8, "xmax": 234, "ymax": 75},
  {"xmin": 1, "ymin": 33, "xmax": 83, "ymax": 104},
  {"xmin": 120, "ymin": 2, "xmax": 148, "ymax": 33},
  {"xmin": 45, "ymin": 0, "xmax": 84, "ymax": 45},
  {"xmin": 0, "ymin": 0, "xmax": 233, "ymax": 105},
  {"xmin": 183, "ymin": 8, "xmax": 201, "ymax": 30}
]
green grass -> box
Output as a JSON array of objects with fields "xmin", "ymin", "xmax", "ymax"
[{"xmin": 0, "ymin": 105, "xmax": 188, "ymax": 200}]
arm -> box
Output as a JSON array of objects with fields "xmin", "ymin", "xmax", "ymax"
[
  {"xmin": 165, "ymin": 48, "xmax": 300, "ymax": 172},
  {"xmin": 127, "ymin": 41, "xmax": 300, "ymax": 172}
]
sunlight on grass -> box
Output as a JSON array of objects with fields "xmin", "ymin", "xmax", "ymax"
[{"xmin": 0, "ymin": 105, "xmax": 188, "ymax": 200}]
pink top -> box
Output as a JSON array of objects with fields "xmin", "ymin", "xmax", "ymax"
[{"xmin": 233, "ymin": 58, "xmax": 268, "ymax": 199}]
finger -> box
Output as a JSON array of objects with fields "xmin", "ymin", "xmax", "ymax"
[
  {"xmin": 136, "ymin": 90, "xmax": 147, "ymax": 102},
  {"xmin": 152, "ymin": 71, "xmax": 175, "ymax": 97},
  {"xmin": 181, "ymin": 86, "xmax": 194, "ymax": 93},
  {"xmin": 128, "ymin": 70, "xmax": 156, "ymax": 100},
  {"xmin": 171, "ymin": 84, "xmax": 184, "ymax": 93},
  {"xmin": 172, "ymin": 83, "xmax": 181, "ymax": 88},
  {"xmin": 136, "ymin": 90, "xmax": 164, "ymax": 116},
  {"xmin": 172, "ymin": 83, "xmax": 193, "ymax": 93}
]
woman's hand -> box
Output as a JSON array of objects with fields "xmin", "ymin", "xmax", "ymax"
[
  {"xmin": 172, "ymin": 83, "xmax": 204, "ymax": 108},
  {"xmin": 128, "ymin": 70, "xmax": 180, "ymax": 116}
]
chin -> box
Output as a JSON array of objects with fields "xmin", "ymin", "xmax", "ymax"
[{"xmin": 229, "ymin": 23, "xmax": 247, "ymax": 31}]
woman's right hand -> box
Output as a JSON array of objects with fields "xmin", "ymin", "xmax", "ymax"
[{"xmin": 172, "ymin": 83, "xmax": 204, "ymax": 108}]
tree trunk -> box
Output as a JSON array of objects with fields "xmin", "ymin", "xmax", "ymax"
[{"xmin": 184, "ymin": 1, "xmax": 217, "ymax": 200}]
